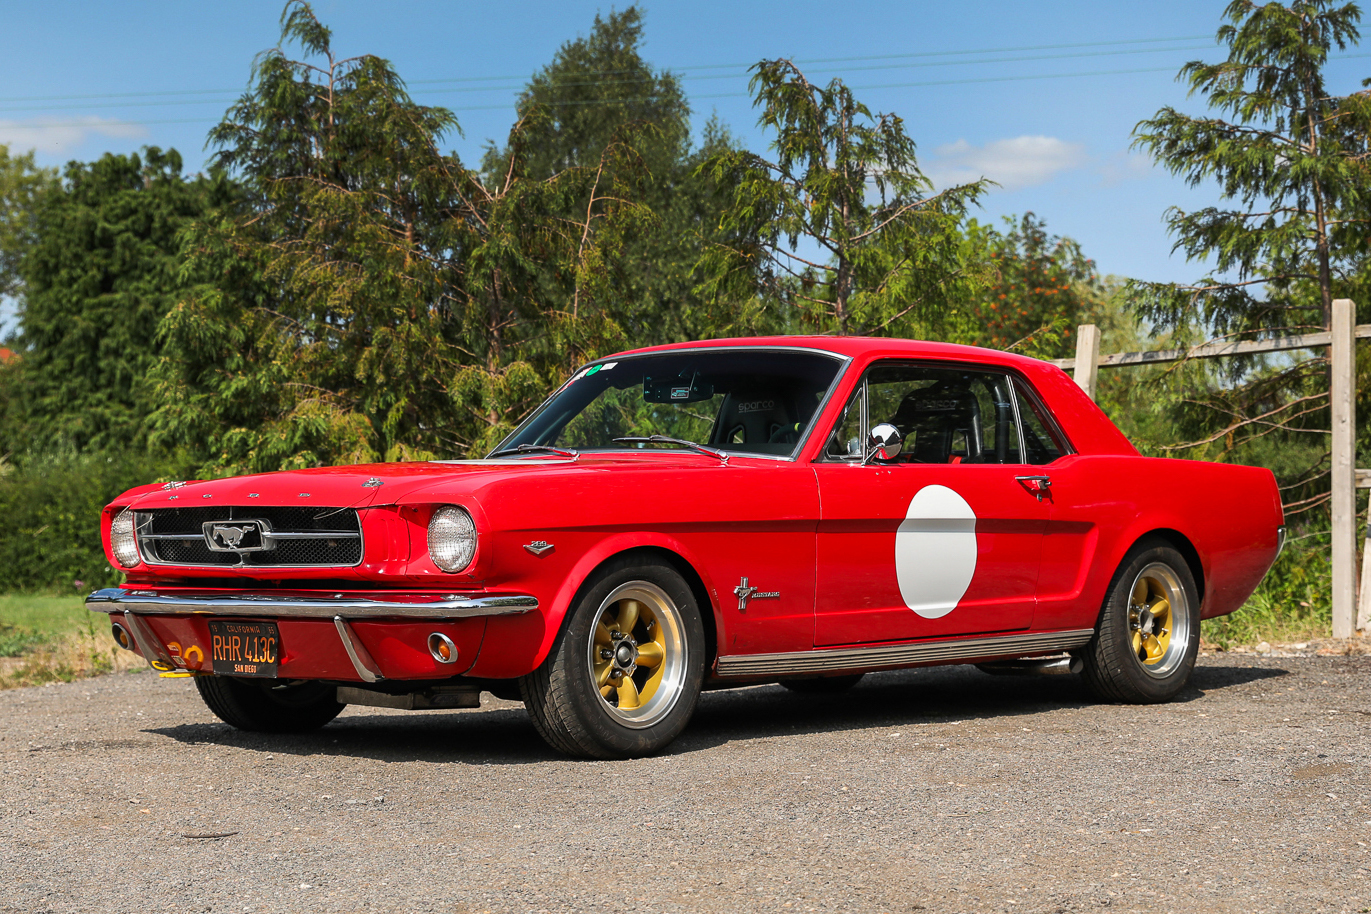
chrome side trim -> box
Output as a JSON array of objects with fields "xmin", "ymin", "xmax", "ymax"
[
  {"xmin": 334, "ymin": 615, "xmax": 384, "ymax": 683},
  {"xmin": 122, "ymin": 610, "xmax": 176, "ymax": 671},
  {"xmin": 86, "ymin": 588, "xmax": 538, "ymax": 620},
  {"xmin": 714, "ymin": 628, "xmax": 1096, "ymax": 677}
]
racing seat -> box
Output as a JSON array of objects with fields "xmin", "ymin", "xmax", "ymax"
[
  {"xmin": 889, "ymin": 383, "xmax": 982, "ymax": 463},
  {"xmin": 710, "ymin": 388, "xmax": 801, "ymax": 448}
]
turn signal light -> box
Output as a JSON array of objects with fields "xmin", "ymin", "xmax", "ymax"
[{"xmin": 428, "ymin": 632, "xmax": 458, "ymax": 664}]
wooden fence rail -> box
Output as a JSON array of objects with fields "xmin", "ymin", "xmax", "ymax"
[{"xmin": 1057, "ymin": 299, "xmax": 1363, "ymax": 639}]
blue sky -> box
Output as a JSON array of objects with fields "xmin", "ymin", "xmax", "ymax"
[{"xmin": 3, "ymin": 0, "xmax": 1370, "ymax": 334}]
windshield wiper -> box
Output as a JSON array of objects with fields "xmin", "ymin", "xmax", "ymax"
[
  {"xmin": 612, "ymin": 435, "xmax": 729, "ymax": 464},
  {"xmin": 488, "ymin": 444, "xmax": 580, "ymax": 459}
]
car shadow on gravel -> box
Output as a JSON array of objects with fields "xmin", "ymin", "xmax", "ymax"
[
  {"xmin": 146, "ymin": 704, "xmax": 566, "ymax": 765},
  {"xmin": 673, "ymin": 662, "xmax": 1290, "ymax": 753},
  {"xmin": 143, "ymin": 662, "xmax": 1288, "ymax": 763}
]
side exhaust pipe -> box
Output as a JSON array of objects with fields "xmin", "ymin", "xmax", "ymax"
[{"xmin": 976, "ymin": 655, "xmax": 1083, "ymax": 676}]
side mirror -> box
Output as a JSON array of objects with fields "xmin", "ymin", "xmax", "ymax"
[{"xmin": 863, "ymin": 423, "xmax": 903, "ymax": 464}]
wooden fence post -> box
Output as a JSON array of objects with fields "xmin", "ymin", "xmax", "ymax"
[
  {"xmin": 1332, "ymin": 298, "xmax": 1357, "ymax": 638},
  {"xmin": 1073, "ymin": 324, "xmax": 1101, "ymax": 402}
]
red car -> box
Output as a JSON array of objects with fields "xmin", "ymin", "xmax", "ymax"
[{"xmin": 89, "ymin": 337, "xmax": 1285, "ymax": 758}]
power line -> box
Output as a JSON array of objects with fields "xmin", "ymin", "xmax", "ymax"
[
  {"xmin": 5, "ymin": 49, "xmax": 1368, "ymax": 129},
  {"xmin": 0, "ymin": 42, "xmax": 1221, "ymax": 115},
  {"xmin": 0, "ymin": 34, "xmax": 1216, "ymax": 106},
  {"xmin": 0, "ymin": 63, "xmax": 1236, "ymax": 128}
]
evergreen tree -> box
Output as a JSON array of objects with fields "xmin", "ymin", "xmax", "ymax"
[
  {"xmin": 482, "ymin": 7, "xmax": 746, "ymax": 345},
  {"xmin": 0, "ymin": 144, "xmax": 56, "ymax": 305},
  {"xmin": 153, "ymin": 1, "xmax": 651, "ymax": 472},
  {"xmin": 1133, "ymin": 0, "xmax": 1370, "ymax": 338},
  {"xmin": 9, "ymin": 148, "xmax": 228, "ymax": 454},
  {"xmin": 696, "ymin": 59, "xmax": 989, "ymax": 337},
  {"xmin": 1131, "ymin": 0, "xmax": 1371, "ymax": 521}
]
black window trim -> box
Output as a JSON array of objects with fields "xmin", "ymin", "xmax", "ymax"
[
  {"xmin": 487, "ymin": 345, "xmax": 856, "ymax": 464},
  {"xmin": 1011, "ymin": 375, "xmax": 1076, "ymax": 462},
  {"xmin": 818, "ymin": 358, "xmax": 1076, "ymax": 465}
]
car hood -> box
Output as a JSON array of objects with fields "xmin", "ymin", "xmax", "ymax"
[{"xmin": 114, "ymin": 455, "xmax": 733, "ymax": 511}]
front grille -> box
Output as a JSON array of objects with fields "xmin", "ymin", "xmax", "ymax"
[{"xmin": 134, "ymin": 506, "xmax": 363, "ymax": 568}]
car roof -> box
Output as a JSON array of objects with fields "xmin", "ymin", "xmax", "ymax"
[
  {"xmin": 614, "ymin": 335, "xmax": 1053, "ymax": 371},
  {"xmin": 611, "ymin": 334, "xmax": 1140, "ymax": 458}
]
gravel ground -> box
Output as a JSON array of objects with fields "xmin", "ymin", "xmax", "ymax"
[{"xmin": 3, "ymin": 655, "xmax": 1371, "ymax": 914}]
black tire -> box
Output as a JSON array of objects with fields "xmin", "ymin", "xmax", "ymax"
[
  {"xmin": 779, "ymin": 673, "xmax": 865, "ymax": 693},
  {"xmin": 1080, "ymin": 538, "xmax": 1200, "ymax": 703},
  {"xmin": 520, "ymin": 557, "xmax": 706, "ymax": 759},
  {"xmin": 196, "ymin": 676, "xmax": 345, "ymax": 733}
]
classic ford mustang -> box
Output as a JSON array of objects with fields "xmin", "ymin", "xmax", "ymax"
[{"xmin": 89, "ymin": 337, "xmax": 1285, "ymax": 758}]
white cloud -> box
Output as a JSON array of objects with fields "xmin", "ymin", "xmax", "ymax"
[
  {"xmin": 926, "ymin": 135, "xmax": 1088, "ymax": 191},
  {"xmin": 1098, "ymin": 150, "xmax": 1154, "ymax": 186},
  {"xmin": 0, "ymin": 117, "xmax": 147, "ymax": 155}
]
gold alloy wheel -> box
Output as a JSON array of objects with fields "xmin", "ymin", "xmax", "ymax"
[
  {"xmin": 588, "ymin": 581, "xmax": 687, "ymax": 729},
  {"xmin": 1128, "ymin": 562, "xmax": 1190, "ymax": 679}
]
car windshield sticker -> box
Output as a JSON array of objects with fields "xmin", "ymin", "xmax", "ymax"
[{"xmin": 895, "ymin": 485, "xmax": 978, "ymax": 618}]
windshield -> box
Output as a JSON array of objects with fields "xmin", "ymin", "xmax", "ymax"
[{"xmin": 496, "ymin": 349, "xmax": 846, "ymax": 458}]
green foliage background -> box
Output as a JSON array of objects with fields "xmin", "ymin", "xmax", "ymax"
[{"xmin": 0, "ymin": 0, "xmax": 1356, "ymax": 647}]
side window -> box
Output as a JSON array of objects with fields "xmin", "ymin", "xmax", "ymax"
[
  {"xmin": 823, "ymin": 362, "xmax": 1026, "ymax": 464},
  {"xmin": 1014, "ymin": 380, "xmax": 1067, "ymax": 465},
  {"xmin": 824, "ymin": 384, "xmax": 866, "ymax": 460}
]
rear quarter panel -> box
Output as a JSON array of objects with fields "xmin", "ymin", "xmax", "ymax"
[{"xmin": 1037, "ymin": 454, "xmax": 1283, "ymax": 631}]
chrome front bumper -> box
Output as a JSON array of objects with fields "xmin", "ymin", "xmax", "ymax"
[{"xmin": 85, "ymin": 587, "xmax": 538, "ymax": 620}]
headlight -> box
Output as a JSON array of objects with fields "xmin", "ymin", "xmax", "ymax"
[
  {"xmin": 428, "ymin": 505, "xmax": 477, "ymax": 573},
  {"xmin": 111, "ymin": 508, "xmax": 140, "ymax": 568}
]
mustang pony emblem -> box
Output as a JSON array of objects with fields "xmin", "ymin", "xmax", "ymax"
[
  {"xmin": 212, "ymin": 525, "xmax": 253, "ymax": 548},
  {"xmin": 733, "ymin": 577, "xmax": 780, "ymax": 612},
  {"xmin": 202, "ymin": 520, "xmax": 273, "ymax": 552}
]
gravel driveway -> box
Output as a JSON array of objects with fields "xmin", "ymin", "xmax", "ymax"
[{"xmin": 2, "ymin": 654, "xmax": 1369, "ymax": 914}]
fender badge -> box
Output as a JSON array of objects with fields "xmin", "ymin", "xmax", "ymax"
[
  {"xmin": 734, "ymin": 577, "xmax": 780, "ymax": 612},
  {"xmin": 524, "ymin": 541, "xmax": 554, "ymax": 556}
]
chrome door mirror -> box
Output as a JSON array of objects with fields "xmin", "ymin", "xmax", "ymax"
[{"xmin": 863, "ymin": 423, "xmax": 903, "ymax": 464}]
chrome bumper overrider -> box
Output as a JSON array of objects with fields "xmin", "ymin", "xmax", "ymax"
[{"xmin": 85, "ymin": 587, "xmax": 538, "ymax": 620}]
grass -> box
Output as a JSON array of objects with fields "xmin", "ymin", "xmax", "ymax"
[
  {"xmin": 0, "ymin": 592, "xmax": 142, "ymax": 688},
  {"xmin": 1202, "ymin": 588, "xmax": 1334, "ymax": 650},
  {"xmin": 0, "ymin": 592, "xmax": 93, "ymax": 652}
]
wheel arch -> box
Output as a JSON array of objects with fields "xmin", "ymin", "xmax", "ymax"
[
  {"xmin": 565, "ymin": 545, "xmax": 720, "ymax": 673},
  {"xmin": 468, "ymin": 534, "xmax": 726, "ymax": 679},
  {"xmin": 1094, "ymin": 528, "xmax": 1206, "ymax": 629},
  {"xmin": 1139, "ymin": 528, "xmax": 1206, "ymax": 609}
]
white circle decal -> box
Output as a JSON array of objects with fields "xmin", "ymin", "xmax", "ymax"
[{"xmin": 895, "ymin": 485, "xmax": 978, "ymax": 619}]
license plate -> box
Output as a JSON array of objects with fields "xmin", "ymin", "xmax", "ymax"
[{"xmin": 209, "ymin": 620, "xmax": 281, "ymax": 678}]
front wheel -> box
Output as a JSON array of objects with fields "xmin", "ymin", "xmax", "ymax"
[
  {"xmin": 520, "ymin": 558, "xmax": 705, "ymax": 759},
  {"xmin": 196, "ymin": 676, "xmax": 345, "ymax": 732},
  {"xmin": 1080, "ymin": 539, "xmax": 1200, "ymax": 703}
]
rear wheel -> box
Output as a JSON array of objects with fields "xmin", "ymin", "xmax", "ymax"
[
  {"xmin": 520, "ymin": 558, "xmax": 705, "ymax": 759},
  {"xmin": 1080, "ymin": 539, "xmax": 1200, "ymax": 703},
  {"xmin": 196, "ymin": 676, "xmax": 345, "ymax": 732}
]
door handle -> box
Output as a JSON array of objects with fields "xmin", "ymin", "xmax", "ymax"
[{"xmin": 1015, "ymin": 475, "xmax": 1052, "ymax": 501}]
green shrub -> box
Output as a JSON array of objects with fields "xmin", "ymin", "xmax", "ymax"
[
  {"xmin": 1203, "ymin": 536, "xmax": 1332, "ymax": 647},
  {"xmin": 0, "ymin": 450, "xmax": 172, "ymax": 591}
]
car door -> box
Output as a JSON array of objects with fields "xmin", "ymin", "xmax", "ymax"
[{"xmin": 813, "ymin": 361, "xmax": 1050, "ymax": 646}]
